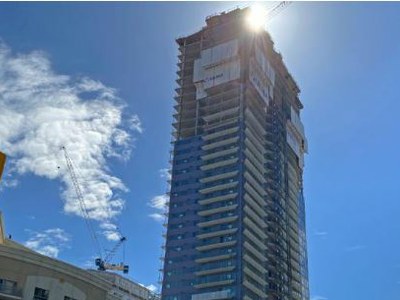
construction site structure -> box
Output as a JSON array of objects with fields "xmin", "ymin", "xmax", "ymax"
[
  {"xmin": 161, "ymin": 6, "xmax": 309, "ymax": 300},
  {"xmin": 95, "ymin": 235, "xmax": 129, "ymax": 274}
]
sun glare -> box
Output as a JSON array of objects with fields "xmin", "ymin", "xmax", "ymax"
[{"xmin": 246, "ymin": 4, "xmax": 268, "ymax": 31}]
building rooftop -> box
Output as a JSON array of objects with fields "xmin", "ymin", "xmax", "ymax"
[{"xmin": 175, "ymin": 6, "xmax": 303, "ymax": 109}]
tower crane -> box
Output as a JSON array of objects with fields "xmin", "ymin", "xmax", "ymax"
[
  {"xmin": 266, "ymin": 1, "xmax": 292, "ymax": 21},
  {"xmin": 95, "ymin": 236, "xmax": 129, "ymax": 273},
  {"xmin": 61, "ymin": 146, "xmax": 129, "ymax": 274},
  {"xmin": 245, "ymin": 1, "xmax": 292, "ymax": 30}
]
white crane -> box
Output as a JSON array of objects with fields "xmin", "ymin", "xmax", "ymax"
[{"xmin": 61, "ymin": 146, "xmax": 129, "ymax": 274}]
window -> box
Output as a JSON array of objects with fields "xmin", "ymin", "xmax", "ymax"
[
  {"xmin": 33, "ymin": 287, "xmax": 49, "ymax": 300},
  {"xmin": 0, "ymin": 279, "xmax": 17, "ymax": 294},
  {"xmin": 0, "ymin": 279, "xmax": 17, "ymax": 288}
]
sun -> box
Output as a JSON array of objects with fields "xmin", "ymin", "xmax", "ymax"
[{"xmin": 245, "ymin": 4, "xmax": 268, "ymax": 31}]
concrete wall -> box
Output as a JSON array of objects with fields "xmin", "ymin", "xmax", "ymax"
[
  {"xmin": 23, "ymin": 276, "xmax": 86, "ymax": 300},
  {"xmin": 0, "ymin": 244, "xmax": 110, "ymax": 300}
]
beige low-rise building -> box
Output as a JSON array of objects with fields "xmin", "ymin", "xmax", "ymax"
[
  {"xmin": 0, "ymin": 211, "xmax": 113, "ymax": 300},
  {"xmin": 87, "ymin": 270, "xmax": 160, "ymax": 300},
  {"xmin": 0, "ymin": 212, "xmax": 159, "ymax": 300}
]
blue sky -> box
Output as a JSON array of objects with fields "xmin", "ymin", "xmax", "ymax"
[{"xmin": 1, "ymin": 1, "xmax": 400, "ymax": 299}]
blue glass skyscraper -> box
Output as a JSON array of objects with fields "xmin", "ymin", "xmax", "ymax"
[{"xmin": 162, "ymin": 7, "xmax": 309, "ymax": 300}]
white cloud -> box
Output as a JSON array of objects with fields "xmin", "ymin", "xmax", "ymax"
[
  {"xmin": 138, "ymin": 283, "xmax": 159, "ymax": 294},
  {"xmin": 128, "ymin": 115, "xmax": 143, "ymax": 134},
  {"xmin": 149, "ymin": 194, "xmax": 169, "ymax": 210},
  {"xmin": 25, "ymin": 228, "xmax": 70, "ymax": 258},
  {"xmin": 148, "ymin": 194, "xmax": 168, "ymax": 222},
  {"xmin": 148, "ymin": 168, "xmax": 170, "ymax": 222},
  {"xmin": 311, "ymin": 296, "xmax": 328, "ymax": 300},
  {"xmin": 99, "ymin": 222, "xmax": 121, "ymax": 241},
  {"xmin": 314, "ymin": 230, "xmax": 328, "ymax": 237},
  {"xmin": 103, "ymin": 230, "xmax": 121, "ymax": 242},
  {"xmin": 345, "ymin": 245, "xmax": 366, "ymax": 252},
  {"xmin": 149, "ymin": 213, "xmax": 164, "ymax": 222},
  {"xmin": 0, "ymin": 178, "xmax": 18, "ymax": 189},
  {"xmin": 0, "ymin": 42, "xmax": 140, "ymax": 240},
  {"xmin": 80, "ymin": 255, "xmax": 98, "ymax": 269},
  {"xmin": 159, "ymin": 168, "xmax": 171, "ymax": 181},
  {"xmin": 100, "ymin": 222, "xmax": 117, "ymax": 231},
  {"xmin": 146, "ymin": 284, "xmax": 158, "ymax": 293}
]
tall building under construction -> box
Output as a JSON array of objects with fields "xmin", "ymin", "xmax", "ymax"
[{"xmin": 162, "ymin": 7, "xmax": 309, "ymax": 300}]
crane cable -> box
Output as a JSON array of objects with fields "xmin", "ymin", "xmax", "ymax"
[
  {"xmin": 266, "ymin": 1, "xmax": 292, "ymax": 21},
  {"xmin": 65, "ymin": 150, "xmax": 127, "ymax": 263},
  {"xmin": 61, "ymin": 146, "xmax": 104, "ymax": 259}
]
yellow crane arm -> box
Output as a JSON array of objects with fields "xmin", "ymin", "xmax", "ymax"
[{"xmin": 0, "ymin": 152, "xmax": 6, "ymax": 182}]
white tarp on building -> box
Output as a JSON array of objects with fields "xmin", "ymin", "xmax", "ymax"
[
  {"xmin": 287, "ymin": 107, "xmax": 307, "ymax": 169},
  {"xmin": 286, "ymin": 125, "xmax": 305, "ymax": 169},
  {"xmin": 249, "ymin": 44, "xmax": 276, "ymax": 104},
  {"xmin": 249, "ymin": 57, "xmax": 273, "ymax": 104},
  {"xmin": 290, "ymin": 107, "xmax": 305, "ymax": 140},
  {"xmin": 193, "ymin": 39, "xmax": 240, "ymax": 99},
  {"xmin": 200, "ymin": 39, "xmax": 238, "ymax": 68},
  {"xmin": 255, "ymin": 44, "xmax": 275, "ymax": 86}
]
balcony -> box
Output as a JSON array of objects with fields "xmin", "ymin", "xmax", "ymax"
[
  {"xmin": 244, "ymin": 172, "xmax": 265, "ymax": 197},
  {"xmin": 198, "ymin": 204, "xmax": 238, "ymax": 217},
  {"xmin": 197, "ymin": 216, "xmax": 238, "ymax": 228},
  {"xmin": 198, "ymin": 193, "xmax": 237, "ymax": 206},
  {"xmin": 243, "ymin": 229, "xmax": 266, "ymax": 251},
  {"xmin": 244, "ymin": 183, "xmax": 265, "ymax": 209},
  {"xmin": 195, "ymin": 266, "xmax": 235, "ymax": 277},
  {"xmin": 195, "ymin": 253, "xmax": 236, "ymax": 264},
  {"xmin": 245, "ymin": 109, "xmax": 266, "ymax": 136},
  {"xmin": 197, "ymin": 228, "xmax": 238, "ymax": 240},
  {"xmin": 202, "ymin": 107, "xmax": 239, "ymax": 123},
  {"xmin": 244, "ymin": 194, "xmax": 266, "ymax": 217},
  {"xmin": 243, "ymin": 279, "xmax": 267, "ymax": 299},
  {"xmin": 198, "ymin": 181, "xmax": 238, "ymax": 195},
  {"xmin": 200, "ymin": 158, "xmax": 238, "ymax": 171},
  {"xmin": 202, "ymin": 137, "xmax": 239, "ymax": 151},
  {"xmin": 243, "ymin": 187, "xmax": 265, "ymax": 210},
  {"xmin": 201, "ymin": 147, "xmax": 238, "ymax": 162},
  {"xmin": 202, "ymin": 126, "xmax": 239, "ymax": 141},
  {"xmin": 243, "ymin": 207, "xmax": 267, "ymax": 231},
  {"xmin": 244, "ymin": 147, "xmax": 265, "ymax": 174},
  {"xmin": 243, "ymin": 253, "xmax": 267, "ymax": 275},
  {"xmin": 244, "ymin": 127, "xmax": 264, "ymax": 151},
  {"xmin": 244, "ymin": 137, "xmax": 265, "ymax": 159},
  {"xmin": 243, "ymin": 265, "xmax": 267, "ymax": 287},
  {"xmin": 192, "ymin": 289, "xmax": 235, "ymax": 300},
  {"xmin": 196, "ymin": 240, "xmax": 237, "ymax": 252},
  {"xmin": 243, "ymin": 241, "xmax": 266, "ymax": 262},
  {"xmin": 194, "ymin": 279, "xmax": 235, "ymax": 290},
  {"xmin": 244, "ymin": 158, "xmax": 264, "ymax": 182},
  {"xmin": 200, "ymin": 171, "xmax": 238, "ymax": 184}
]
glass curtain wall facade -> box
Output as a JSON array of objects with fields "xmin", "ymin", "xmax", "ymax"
[{"xmin": 162, "ymin": 8, "xmax": 309, "ymax": 300}]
